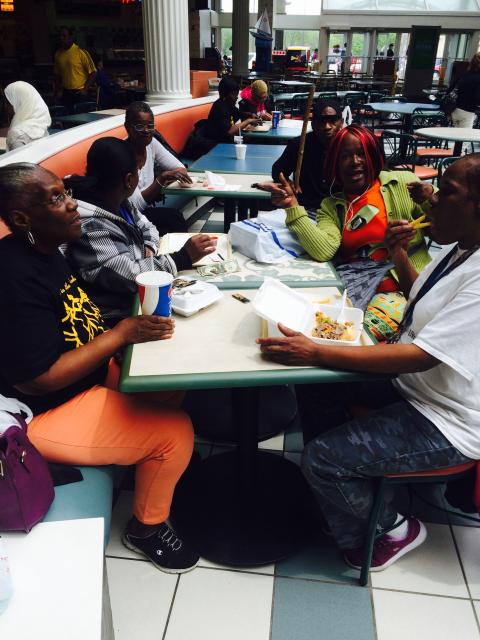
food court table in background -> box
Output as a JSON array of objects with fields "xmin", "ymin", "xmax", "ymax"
[
  {"xmin": 164, "ymin": 171, "xmax": 271, "ymax": 232},
  {"xmin": 366, "ymin": 101, "xmax": 438, "ymax": 132},
  {"xmin": 242, "ymin": 119, "xmax": 310, "ymax": 144},
  {"xmin": 189, "ymin": 143, "xmax": 284, "ymax": 174},
  {"xmin": 120, "ymin": 286, "xmax": 376, "ymax": 566},
  {"xmin": 415, "ymin": 126, "xmax": 480, "ymax": 157}
]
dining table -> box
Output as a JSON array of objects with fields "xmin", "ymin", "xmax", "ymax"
[
  {"xmin": 188, "ymin": 143, "xmax": 285, "ymax": 174},
  {"xmin": 119, "ymin": 284, "xmax": 378, "ymax": 566},
  {"xmin": 366, "ymin": 101, "xmax": 439, "ymax": 135},
  {"xmin": 415, "ymin": 126, "xmax": 480, "ymax": 157},
  {"xmin": 242, "ymin": 119, "xmax": 311, "ymax": 144}
]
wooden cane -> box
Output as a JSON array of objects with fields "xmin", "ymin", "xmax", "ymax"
[{"xmin": 293, "ymin": 84, "xmax": 315, "ymax": 193}]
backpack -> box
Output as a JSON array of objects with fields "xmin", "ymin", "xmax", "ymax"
[
  {"xmin": 440, "ymin": 86, "xmax": 458, "ymax": 115},
  {"xmin": 181, "ymin": 119, "xmax": 217, "ymax": 161}
]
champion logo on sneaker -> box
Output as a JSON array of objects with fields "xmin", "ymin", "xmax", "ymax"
[
  {"xmin": 344, "ymin": 517, "xmax": 427, "ymax": 573},
  {"xmin": 122, "ymin": 522, "xmax": 199, "ymax": 574}
]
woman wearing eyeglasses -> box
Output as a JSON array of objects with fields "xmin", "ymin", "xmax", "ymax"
[
  {"xmin": 124, "ymin": 101, "xmax": 191, "ymax": 235},
  {"xmin": 0, "ymin": 162, "xmax": 199, "ymax": 574}
]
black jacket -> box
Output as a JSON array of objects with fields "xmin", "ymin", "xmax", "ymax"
[
  {"xmin": 271, "ymin": 131, "xmax": 330, "ymax": 211},
  {"xmin": 454, "ymin": 72, "xmax": 480, "ymax": 113}
]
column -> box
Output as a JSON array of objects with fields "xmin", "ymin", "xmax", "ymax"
[
  {"xmin": 319, "ymin": 27, "xmax": 329, "ymax": 73},
  {"xmin": 142, "ymin": 0, "xmax": 191, "ymax": 103},
  {"xmin": 466, "ymin": 31, "xmax": 480, "ymax": 62},
  {"xmin": 367, "ymin": 30, "xmax": 377, "ymax": 75},
  {"xmin": 345, "ymin": 31, "xmax": 353, "ymax": 75},
  {"xmin": 232, "ymin": 0, "xmax": 250, "ymax": 77}
]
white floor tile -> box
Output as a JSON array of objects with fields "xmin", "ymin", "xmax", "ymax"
[
  {"xmin": 371, "ymin": 523, "xmax": 469, "ymax": 598},
  {"xmin": 453, "ymin": 526, "xmax": 480, "ymax": 599},
  {"xmin": 258, "ymin": 432, "xmax": 284, "ymax": 451},
  {"xmin": 373, "ymin": 590, "xmax": 480, "ymax": 640},
  {"xmin": 473, "ymin": 600, "xmax": 480, "ymax": 622},
  {"xmin": 165, "ymin": 567, "xmax": 274, "ymax": 640},
  {"xmin": 207, "ymin": 211, "xmax": 226, "ymax": 222},
  {"xmin": 106, "ymin": 491, "xmax": 138, "ymax": 560},
  {"xmin": 107, "ymin": 557, "xmax": 177, "ymax": 640},
  {"xmin": 189, "ymin": 220, "xmax": 206, "ymax": 232}
]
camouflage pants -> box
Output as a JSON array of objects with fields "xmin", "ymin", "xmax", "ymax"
[{"xmin": 301, "ymin": 387, "xmax": 470, "ymax": 550}]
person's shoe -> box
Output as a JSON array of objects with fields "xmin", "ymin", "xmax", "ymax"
[
  {"xmin": 123, "ymin": 522, "xmax": 199, "ymax": 574},
  {"xmin": 344, "ymin": 517, "xmax": 427, "ymax": 572}
]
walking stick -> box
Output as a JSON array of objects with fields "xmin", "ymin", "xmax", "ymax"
[{"xmin": 293, "ymin": 84, "xmax": 315, "ymax": 193}]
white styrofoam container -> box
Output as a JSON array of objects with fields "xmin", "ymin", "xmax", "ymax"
[
  {"xmin": 171, "ymin": 279, "xmax": 223, "ymax": 317},
  {"xmin": 252, "ymin": 278, "xmax": 364, "ymax": 346}
]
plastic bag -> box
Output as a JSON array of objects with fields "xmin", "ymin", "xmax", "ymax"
[{"xmin": 229, "ymin": 218, "xmax": 304, "ymax": 264}]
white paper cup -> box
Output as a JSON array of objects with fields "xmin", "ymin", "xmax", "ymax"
[
  {"xmin": 135, "ymin": 271, "xmax": 173, "ymax": 316},
  {"xmin": 233, "ymin": 135, "xmax": 243, "ymax": 144},
  {"xmin": 235, "ymin": 144, "xmax": 247, "ymax": 160}
]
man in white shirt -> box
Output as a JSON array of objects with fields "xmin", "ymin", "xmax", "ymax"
[
  {"xmin": 125, "ymin": 102, "xmax": 192, "ymax": 235},
  {"xmin": 257, "ymin": 153, "xmax": 480, "ymax": 573}
]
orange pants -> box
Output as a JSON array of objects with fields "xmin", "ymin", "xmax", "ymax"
[{"xmin": 27, "ymin": 365, "xmax": 193, "ymax": 525}]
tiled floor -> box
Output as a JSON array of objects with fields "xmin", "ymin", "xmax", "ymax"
[{"xmin": 105, "ymin": 203, "xmax": 480, "ymax": 639}]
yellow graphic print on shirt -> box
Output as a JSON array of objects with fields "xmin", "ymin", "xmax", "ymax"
[{"xmin": 60, "ymin": 275, "xmax": 105, "ymax": 348}]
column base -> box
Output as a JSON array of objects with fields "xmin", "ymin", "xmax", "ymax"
[{"xmin": 146, "ymin": 91, "xmax": 192, "ymax": 103}]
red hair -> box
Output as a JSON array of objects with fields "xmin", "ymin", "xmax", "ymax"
[{"xmin": 324, "ymin": 124, "xmax": 385, "ymax": 189}]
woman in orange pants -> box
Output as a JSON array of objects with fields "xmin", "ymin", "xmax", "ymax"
[{"xmin": 0, "ymin": 162, "xmax": 197, "ymax": 574}]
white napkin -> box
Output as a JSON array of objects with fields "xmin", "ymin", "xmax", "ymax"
[{"xmin": 205, "ymin": 171, "xmax": 226, "ymax": 187}]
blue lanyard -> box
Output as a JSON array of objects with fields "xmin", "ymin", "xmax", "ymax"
[
  {"xmin": 390, "ymin": 243, "xmax": 480, "ymax": 343},
  {"xmin": 119, "ymin": 206, "xmax": 134, "ymax": 226}
]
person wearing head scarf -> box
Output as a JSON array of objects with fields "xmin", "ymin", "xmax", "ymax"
[
  {"xmin": 4, "ymin": 81, "xmax": 51, "ymax": 152},
  {"xmin": 239, "ymin": 79, "xmax": 273, "ymax": 120}
]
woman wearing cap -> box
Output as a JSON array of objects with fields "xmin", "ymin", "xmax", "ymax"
[
  {"xmin": 238, "ymin": 80, "xmax": 273, "ymax": 121},
  {"xmin": 0, "ymin": 162, "xmax": 199, "ymax": 574},
  {"xmin": 4, "ymin": 81, "xmax": 51, "ymax": 151},
  {"xmin": 258, "ymin": 154, "xmax": 480, "ymax": 576},
  {"xmin": 270, "ymin": 124, "xmax": 434, "ymax": 342}
]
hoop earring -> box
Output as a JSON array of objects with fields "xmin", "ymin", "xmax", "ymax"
[{"xmin": 27, "ymin": 231, "xmax": 35, "ymax": 246}]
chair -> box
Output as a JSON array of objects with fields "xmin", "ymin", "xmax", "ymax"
[
  {"xmin": 381, "ymin": 131, "xmax": 438, "ymax": 180},
  {"xmin": 359, "ymin": 461, "xmax": 477, "ymax": 586},
  {"xmin": 291, "ymin": 93, "xmax": 311, "ymax": 119},
  {"xmin": 436, "ymin": 155, "xmax": 461, "ymax": 185},
  {"xmin": 411, "ymin": 112, "xmax": 453, "ymax": 164},
  {"xmin": 48, "ymin": 105, "xmax": 68, "ymax": 118},
  {"xmin": 72, "ymin": 101, "xmax": 97, "ymax": 114},
  {"xmin": 344, "ymin": 91, "xmax": 367, "ymax": 107},
  {"xmin": 368, "ymin": 90, "xmax": 388, "ymax": 102},
  {"xmin": 316, "ymin": 91, "xmax": 337, "ymax": 100}
]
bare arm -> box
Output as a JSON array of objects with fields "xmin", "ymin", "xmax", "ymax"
[
  {"xmin": 15, "ymin": 315, "xmax": 174, "ymax": 395},
  {"xmin": 257, "ymin": 324, "xmax": 439, "ymax": 373}
]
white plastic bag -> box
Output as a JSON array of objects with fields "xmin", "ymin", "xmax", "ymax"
[{"xmin": 229, "ymin": 219, "xmax": 302, "ymax": 264}]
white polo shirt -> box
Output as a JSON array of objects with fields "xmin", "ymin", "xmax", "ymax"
[{"xmin": 394, "ymin": 245, "xmax": 480, "ymax": 459}]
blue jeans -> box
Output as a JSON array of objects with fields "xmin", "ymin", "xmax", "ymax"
[{"xmin": 301, "ymin": 383, "xmax": 471, "ymax": 550}]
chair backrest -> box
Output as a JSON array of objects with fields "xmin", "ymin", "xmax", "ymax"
[
  {"xmin": 73, "ymin": 101, "xmax": 97, "ymax": 114},
  {"xmin": 381, "ymin": 131, "xmax": 418, "ymax": 167},
  {"xmin": 437, "ymin": 156, "xmax": 461, "ymax": 183},
  {"xmin": 345, "ymin": 92, "xmax": 367, "ymax": 106},
  {"xmin": 49, "ymin": 105, "xmax": 68, "ymax": 118},
  {"xmin": 411, "ymin": 111, "xmax": 448, "ymax": 131},
  {"xmin": 316, "ymin": 91, "xmax": 337, "ymax": 100},
  {"xmin": 368, "ymin": 90, "xmax": 388, "ymax": 102}
]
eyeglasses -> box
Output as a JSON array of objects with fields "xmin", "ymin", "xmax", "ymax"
[
  {"xmin": 132, "ymin": 124, "xmax": 155, "ymax": 132},
  {"xmin": 46, "ymin": 189, "xmax": 76, "ymax": 207}
]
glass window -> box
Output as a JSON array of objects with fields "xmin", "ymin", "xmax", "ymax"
[
  {"xmin": 220, "ymin": 0, "xmax": 258, "ymax": 11},
  {"xmin": 283, "ymin": 30, "xmax": 320, "ymax": 50},
  {"xmin": 428, "ymin": 0, "xmax": 479, "ymax": 9},
  {"xmin": 220, "ymin": 28, "xmax": 256, "ymax": 62},
  {"xmin": 279, "ymin": 0, "xmax": 321, "ymax": 14},
  {"xmin": 376, "ymin": 0, "xmax": 428, "ymax": 8},
  {"xmin": 322, "ymin": 0, "xmax": 377, "ymax": 9}
]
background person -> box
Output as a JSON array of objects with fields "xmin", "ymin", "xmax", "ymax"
[
  {"xmin": 450, "ymin": 52, "xmax": 480, "ymax": 129},
  {"xmin": 238, "ymin": 80, "xmax": 273, "ymax": 121},
  {"xmin": 65, "ymin": 137, "xmax": 215, "ymax": 326},
  {"xmin": 204, "ymin": 77, "xmax": 261, "ymax": 143},
  {"xmin": 54, "ymin": 26, "xmax": 96, "ymax": 113},
  {"xmin": 269, "ymin": 99, "xmax": 344, "ymax": 212},
  {"xmin": 4, "ymin": 81, "xmax": 51, "ymax": 151},
  {"xmin": 257, "ymin": 154, "xmax": 480, "ymax": 575},
  {"xmin": 0, "ymin": 162, "xmax": 199, "ymax": 574},
  {"xmin": 125, "ymin": 101, "xmax": 190, "ymax": 235}
]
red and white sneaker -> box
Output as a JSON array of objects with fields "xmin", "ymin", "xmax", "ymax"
[{"xmin": 344, "ymin": 517, "xmax": 427, "ymax": 572}]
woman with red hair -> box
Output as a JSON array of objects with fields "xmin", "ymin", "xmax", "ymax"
[{"xmin": 271, "ymin": 124, "xmax": 434, "ymax": 341}]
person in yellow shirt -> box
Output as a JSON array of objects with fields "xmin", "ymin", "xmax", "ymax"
[{"xmin": 54, "ymin": 26, "xmax": 96, "ymax": 113}]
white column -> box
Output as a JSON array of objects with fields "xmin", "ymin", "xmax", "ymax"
[
  {"xmin": 232, "ymin": 0, "xmax": 250, "ymax": 77},
  {"xmin": 367, "ymin": 30, "xmax": 377, "ymax": 75},
  {"xmin": 142, "ymin": 0, "xmax": 192, "ymax": 103},
  {"xmin": 319, "ymin": 27, "xmax": 329, "ymax": 73}
]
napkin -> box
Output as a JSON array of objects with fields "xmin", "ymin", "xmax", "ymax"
[{"xmin": 204, "ymin": 171, "xmax": 226, "ymax": 187}]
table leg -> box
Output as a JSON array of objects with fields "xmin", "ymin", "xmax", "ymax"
[
  {"xmin": 170, "ymin": 387, "xmax": 314, "ymax": 566},
  {"xmin": 238, "ymin": 200, "xmax": 248, "ymax": 221},
  {"xmin": 224, "ymin": 199, "xmax": 236, "ymax": 233},
  {"xmin": 453, "ymin": 141, "xmax": 463, "ymax": 157}
]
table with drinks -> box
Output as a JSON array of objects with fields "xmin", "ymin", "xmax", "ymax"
[{"xmin": 121, "ymin": 270, "xmax": 377, "ymax": 566}]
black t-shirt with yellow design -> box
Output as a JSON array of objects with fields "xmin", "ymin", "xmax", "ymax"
[{"xmin": 0, "ymin": 235, "xmax": 107, "ymax": 415}]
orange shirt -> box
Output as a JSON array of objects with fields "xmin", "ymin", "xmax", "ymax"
[{"xmin": 341, "ymin": 180, "xmax": 397, "ymax": 292}]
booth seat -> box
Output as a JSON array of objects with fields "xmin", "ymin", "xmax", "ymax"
[{"xmin": 0, "ymin": 96, "xmax": 216, "ymax": 536}]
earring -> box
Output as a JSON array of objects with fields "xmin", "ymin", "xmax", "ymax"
[{"xmin": 27, "ymin": 231, "xmax": 35, "ymax": 246}]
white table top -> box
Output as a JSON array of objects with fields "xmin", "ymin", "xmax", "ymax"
[
  {"xmin": 93, "ymin": 108, "xmax": 125, "ymax": 115},
  {"xmin": 1, "ymin": 518, "xmax": 104, "ymax": 639},
  {"xmin": 415, "ymin": 127, "xmax": 480, "ymax": 142},
  {"xmin": 125, "ymin": 286, "xmax": 373, "ymax": 383},
  {"xmin": 367, "ymin": 102, "xmax": 438, "ymax": 115},
  {"xmin": 164, "ymin": 172, "xmax": 272, "ymax": 197}
]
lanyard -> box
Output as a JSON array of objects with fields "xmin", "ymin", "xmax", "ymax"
[{"xmin": 389, "ymin": 242, "xmax": 480, "ymax": 343}]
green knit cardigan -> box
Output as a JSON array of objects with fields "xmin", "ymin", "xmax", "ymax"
[{"xmin": 285, "ymin": 170, "xmax": 433, "ymax": 276}]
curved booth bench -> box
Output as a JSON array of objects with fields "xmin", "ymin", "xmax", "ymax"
[{"xmin": 0, "ymin": 96, "xmax": 216, "ymax": 543}]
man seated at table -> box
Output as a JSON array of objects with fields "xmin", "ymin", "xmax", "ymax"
[
  {"xmin": 270, "ymin": 99, "xmax": 344, "ymax": 212},
  {"xmin": 125, "ymin": 101, "xmax": 191, "ymax": 235},
  {"xmin": 257, "ymin": 154, "xmax": 480, "ymax": 574}
]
